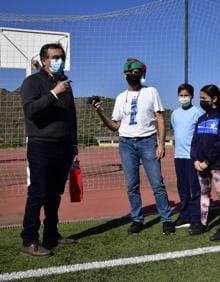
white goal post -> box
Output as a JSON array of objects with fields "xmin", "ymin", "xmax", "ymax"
[{"xmin": 0, "ymin": 27, "xmax": 70, "ymax": 76}]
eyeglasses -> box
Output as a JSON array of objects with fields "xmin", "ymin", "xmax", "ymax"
[{"xmin": 50, "ymin": 55, "xmax": 65, "ymax": 60}]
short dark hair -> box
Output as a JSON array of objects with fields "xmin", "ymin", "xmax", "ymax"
[
  {"xmin": 39, "ymin": 43, "xmax": 66, "ymax": 62},
  {"xmin": 200, "ymin": 84, "xmax": 220, "ymax": 107},
  {"xmin": 178, "ymin": 83, "xmax": 194, "ymax": 98}
]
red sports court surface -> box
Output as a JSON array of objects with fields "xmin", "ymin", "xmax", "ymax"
[{"xmin": 0, "ymin": 147, "xmax": 180, "ymax": 226}]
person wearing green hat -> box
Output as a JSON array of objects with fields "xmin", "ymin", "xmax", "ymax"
[{"xmin": 91, "ymin": 57, "xmax": 175, "ymax": 235}]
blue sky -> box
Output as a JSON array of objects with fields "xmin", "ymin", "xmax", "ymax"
[
  {"xmin": 0, "ymin": 0, "xmax": 155, "ymax": 15},
  {"xmin": 1, "ymin": 0, "xmax": 220, "ymax": 109}
]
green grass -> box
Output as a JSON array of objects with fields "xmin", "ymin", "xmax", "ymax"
[{"xmin": 1, "ymin": 213, "xmax": 220, "ymax": 281}]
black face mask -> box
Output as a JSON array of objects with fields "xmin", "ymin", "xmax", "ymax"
[
  {"xmin": 126, "ymin": 74, "xmax": 141, "ymax": 86},
  {"xmin": 200, "ymin": 100, "xmax": 213, "ymax": 111}
]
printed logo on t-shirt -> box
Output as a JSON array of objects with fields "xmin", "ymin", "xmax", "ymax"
[
  {"xmin": 197, "ymin": 118, "xmax": 219, "ymax": 134},
  {"xmin": 129, "ymin": 97, "xmax": 138, "ymax": 125}
]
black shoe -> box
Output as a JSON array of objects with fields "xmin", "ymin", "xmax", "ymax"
[
  {"xmin": 210, "ymin": 229, "xmax": 220, "ymax": 241},
  {"xmin": 174, "ymin": 216, "xmax": 190, "ymax": 228},
  {"xmin": 58, "ymin": 237, "xmax": 77, "ymax": 245},
  {"xmin": 43, "ymin": 236, "xmax": 77, "ymax": 249},
  {"xmin": 128, "ymin": 221, "xmax": 143, "ymax": 235},
  {"xmin": 42, "ymin": 240, "xmax": 58, "ymax": 250},
  {"xmin": 163, "ymin": 222, "xmax": 175, "ymax": 235},
  {"xmin": 189, "ymin": 223, "xmax": 206, "ymax": 235}
]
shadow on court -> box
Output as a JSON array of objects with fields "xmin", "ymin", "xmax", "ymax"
[{"xmin": 70, "ymin": 201, "xmax": 177, "ymax": 240}]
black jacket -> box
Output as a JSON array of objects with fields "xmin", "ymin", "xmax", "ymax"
[
  {"xmin": 191, "ymin": 108, "xmax": 220, "ymax": 170},
  {"xmin": 21, "ymin": 69, "xmax": 77, "ymax": 144}
]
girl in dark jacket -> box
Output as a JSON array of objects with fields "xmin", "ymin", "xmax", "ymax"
[{"xmin": 191, "ymin": 84, "xmax": 220, "ymax": 240}]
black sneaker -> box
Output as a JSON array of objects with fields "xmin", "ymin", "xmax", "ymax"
[
  {"xmin": 163, "ymin": 222, "xmax": 175, "ymax": 235},
  {"xmin": 189, "ymin": 223, "xmax": 206, "ymax": 235},
  {"xmin": 128, "ymin": 221, "xmax": 143, "ymax": 235},
  {"xmin": 174, "ymin": 216, "xmax": 190, "ymax": 228},
  {"xmin": 210, "ymin": 229, "xmax": 220, "ymax": 241}
]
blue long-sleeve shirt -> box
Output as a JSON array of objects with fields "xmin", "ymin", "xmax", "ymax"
[{"xmin": 191, "ymin": 108, "xmax": 220, "ymax": 170}]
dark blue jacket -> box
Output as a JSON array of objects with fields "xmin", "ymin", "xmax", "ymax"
[{"xmin": 191, "ymin": 108, "xmax": 220, "ymax": 170}]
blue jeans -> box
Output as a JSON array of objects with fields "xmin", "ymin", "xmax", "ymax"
[{"xmin": 119, "ymin": 135, "xmax": 172, "ymax": 223}]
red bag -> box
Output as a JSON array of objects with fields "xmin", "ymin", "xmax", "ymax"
[{"xmin": 69, "ymin": 160, "xmax": 83, "ymax": 202}]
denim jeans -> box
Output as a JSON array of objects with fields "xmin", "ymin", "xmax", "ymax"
[{"xmin": 119, "ymin": 135, "xmax": 172, "ymax": 223}]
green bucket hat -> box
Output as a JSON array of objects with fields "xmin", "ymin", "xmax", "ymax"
[{"xmin": 123, "ymin": 57, "xmax": 147, "ymax": 81}]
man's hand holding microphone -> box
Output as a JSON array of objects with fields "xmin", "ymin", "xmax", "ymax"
[{"xmin": 51, "ymin": 79, "xmax": 72, "ymax": 97}]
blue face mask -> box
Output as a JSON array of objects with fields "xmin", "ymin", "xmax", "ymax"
[{"xmin": 50, "ymin": 58, "xmax": 65, "ymax": 73}]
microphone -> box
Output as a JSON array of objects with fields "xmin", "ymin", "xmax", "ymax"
[
  {"xmin": 53, "ymin": 71, "xmax": 66, "ymax": 82},
  {"xmin": 57, "ymin": 71, "xmax": 67, "ymax": 81}
]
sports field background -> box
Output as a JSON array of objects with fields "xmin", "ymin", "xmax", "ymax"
[
  {"xmin": 1, "ymin": 0, "xmax": 220, "ymax": 227},
  {"xmin": 0, "ymin": 146, "xmax": 176, "ymax": 196},
  {"xmin": 0, "ymin": 146, "xmax": 179, "ymax": 226}
]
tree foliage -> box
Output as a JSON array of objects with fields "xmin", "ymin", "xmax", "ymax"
[{"xmin": 0, "ymin": 90, "xmax": 173, "ymax": 148}]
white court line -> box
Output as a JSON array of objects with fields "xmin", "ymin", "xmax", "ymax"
[{"xmin": 1, "ymin": 246, "xmax": 220, "ymax": 281}]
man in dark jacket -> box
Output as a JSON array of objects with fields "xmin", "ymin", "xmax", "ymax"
[{"xmin": 20, "ymin": 43, "xmax": 77, "ymax": 257}]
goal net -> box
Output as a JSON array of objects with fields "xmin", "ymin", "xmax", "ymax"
[{"xmin": 0, "ymin": 0, "xmax": 219, "ymax": 208}]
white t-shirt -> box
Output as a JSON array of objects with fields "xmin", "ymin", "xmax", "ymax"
[{"xmin": 112, "ymin": 86, "xmax": 164, "ymax": 137}]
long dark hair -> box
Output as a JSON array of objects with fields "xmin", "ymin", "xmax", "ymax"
[{"xmin": 200, "ymin": 84, "xmax": 220, "ymax": 108}]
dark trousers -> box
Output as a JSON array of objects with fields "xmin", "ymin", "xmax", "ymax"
[
  {"xmin": 175, "ymin": 158, "xmax": 201, "ymax": 224},
  {"xmin": 21, "ymin": 141, "xmax": 75, "ymax": 245}
]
